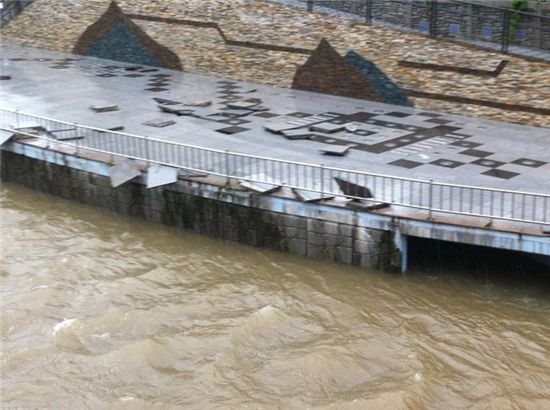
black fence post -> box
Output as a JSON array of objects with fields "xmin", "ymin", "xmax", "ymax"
[
  {"xmin": 307, "ymin": 0, "xmax": 313, "ymax": 13},
  {"xmin": 429, "ymin": 0, "xmax": 438, "ymax": 38},
  {"xmin": 365, "ymin": 0, "xmax": 373, "ymax": 25},
  {"xmin": 501, "ymin": 10, "xmax": 510, "ymax": 53}
]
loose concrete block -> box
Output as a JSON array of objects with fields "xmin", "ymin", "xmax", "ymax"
[
  {"xmin": 146, "ymin": 164, "xmax": 178, "ymax": 188},
  {"xmin": 109, "ymin": 159, "xmax": 141, "ymax": 188}
]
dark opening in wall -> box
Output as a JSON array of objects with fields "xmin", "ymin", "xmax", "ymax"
[
  {"xmin": 407, "ymin": 236, "xmax": 550, "ymax": 285},
  {"xmin": 73, "ymin": 1, "xmax": 182, "ymax": 71}
]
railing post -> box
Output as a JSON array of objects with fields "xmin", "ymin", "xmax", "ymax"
[
  {"xmin": 224, "ymin": 149, "xmax": 230, "ymax": 183},
  {"xmin": 320, "ymin": 163, "xmax": 325, "ymax": 199},
  {"xmin": 145, "ymin": 135, "xmax": 150, "ymax": 164},
  {"xmin": 73, "ymin": 122, "xmax": 80, "ymax": 156},
  {"xmin": 15, "ymin": 109, "xmax": 20, "ymax": 129},
  {"xmin": 307, "ymin": 0, "xmax": 313, "ymax": 13},
  {"xmin": 428, "ymin": 179, "xmax": 434, "ymax": 220},
  {"xmin": 501, "ymin": 9, "xmax": 510, "ymax": 53},
  {"xmin": 429, "ymin": 0, "xmax": 438, "ymax": 39},
  {"xmin": 365, "ymin": 0, "xmax": 373, "ymax": 25}
]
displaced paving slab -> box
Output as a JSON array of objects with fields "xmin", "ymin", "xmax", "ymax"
[{"xmin": 109, "ymin": 159, "xmax": 141, "ymax": 188}]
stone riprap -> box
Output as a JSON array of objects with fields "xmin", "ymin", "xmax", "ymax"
[{"xmin": 1, "ymin": 0, "xmax": 549, "ymax": 127}]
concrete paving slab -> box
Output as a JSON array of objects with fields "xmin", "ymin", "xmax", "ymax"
[
  {"xmin": 319, "ymin": 145, "xmax": 351, "ymax": 156},
  {"xmin": 281, "ymin": 129, "xmax": 315, "ymax": 140},
  {"xmin": 310, "ymin": 122, "xmax": 347, "ymax": 134},
  {"xmin": 146, "ymin": 164, "xmax": 178, "ymax": 188},
  {"xmin": 0, "ymin": 129, "xmax": 15, "ymax": 146},
  {"xmin": 109, "ymin": 159, "xmax": 141, "ymax": 188},
  {"xmin": 239, "ymin": 173, "xmax": 282, "ymax": 194},
  {"xmin": 143, "ymin": 118, "xmax": 176, "ymax": 128},
  {"xmin": 293, "ymin": 189, "xmax": 334, "ymax": 202},
  {"xmin": 89, "ymin": 102, "xmax": 119, "ymax": 113}
]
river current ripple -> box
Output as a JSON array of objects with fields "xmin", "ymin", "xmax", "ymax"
[{"xmin": 1, "ymin": 183, "xmax": 549, "ymax": 409}]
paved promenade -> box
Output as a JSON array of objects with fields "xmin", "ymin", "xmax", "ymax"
[{"xmin": 2, "ymin": 44, "xmax": 549, "ymax": 193}]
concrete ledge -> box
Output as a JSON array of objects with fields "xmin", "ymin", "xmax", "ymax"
[{"xmin": 2, "ymin": 141, "xmax": 549, "ymax": 277}]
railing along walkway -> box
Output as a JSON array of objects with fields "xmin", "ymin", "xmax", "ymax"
[
  {"xmin": 289, "ymin": 0, "xmax": 550, "ymax": 55},
  {"xmin": 1, "ymin": 108, "xmax": 548, "ymax": 225}
]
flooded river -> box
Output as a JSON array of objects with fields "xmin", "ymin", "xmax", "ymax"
[{"xmin": 1, "ymin": 182, "xmax": 550, "ymax": 409}]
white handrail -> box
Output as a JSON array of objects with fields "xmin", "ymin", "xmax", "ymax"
[{"xmin": 1, "ymin": 108, "xmax": 549, "ymax": 224}]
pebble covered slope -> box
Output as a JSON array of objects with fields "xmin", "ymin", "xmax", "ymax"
[{"xmin": 1, "ymin": 0, "xmax": 549, "ymax": 127}]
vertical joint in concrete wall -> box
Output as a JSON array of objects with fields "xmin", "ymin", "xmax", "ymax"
[
  {"xmin": 405, "ymin": 2, "xmax": 413, "ymax": 28},
  {"xmin": 391, "ymin": 224, "xmax": 408, "ymax": 273}
]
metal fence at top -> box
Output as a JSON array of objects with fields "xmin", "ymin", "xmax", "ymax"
[
  {"xmin": 302, "ymin": 0, "xmax": 550, "ymax": 52},
  {"xmin": 0, "ymin": 0, "xmax": 34, "ymax": 28},
  {"xmin": 1, "ymin": 108, "xmax": 549, "ymax": 225}
]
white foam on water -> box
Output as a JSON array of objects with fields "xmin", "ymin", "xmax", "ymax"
[
  {"xmin": 52, "ymin": 318, "xmax": 77, "ymax": 335},
  {"xmin": 257, "ymin": 305, "xmax": 275, "ymax": 314},
  {"xmin": 119, "ymin": 396, "xmax": 135, "ymax": 401}
]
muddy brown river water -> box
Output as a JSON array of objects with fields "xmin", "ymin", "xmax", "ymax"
[{"xmin": 1, "ymin": 182, "xmax": 550, "ymax": 409}]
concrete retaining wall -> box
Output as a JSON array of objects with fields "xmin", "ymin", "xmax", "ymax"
[{"xmin": 1, "ymin": 149, "xmax": 399, "ymax": 271}]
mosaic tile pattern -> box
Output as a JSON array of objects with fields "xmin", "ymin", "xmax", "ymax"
[
  {"xmin": 73, "ymin": 1, "xmax": 182, "ymax": 70},
  {"xmin": 291, "ymin": 39, "xmax": 383, "ymax": 103},
  {"xmin": 3, "ymin": 45, "xmax": 549, "ymax": 185},
  {"xmin": 345, "ymin": 50, "xmax": 413, "ymax": 107}
]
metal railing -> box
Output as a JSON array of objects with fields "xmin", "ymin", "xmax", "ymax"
[
  {"xmin": 301, "ymin": 0, "xmax": 550, "ymax": 53},
  {"xmin": 0, "ymin": 0, "xmax": 34, "ymax": 28},
  {"xmin": 1, "ymin": 108, "xmax": 549, "ymax": 224}
]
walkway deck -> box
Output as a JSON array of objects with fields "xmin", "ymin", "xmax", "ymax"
[{"xmin": 1, "ymin": 45, "xmax": 549, "ymax": 226}]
